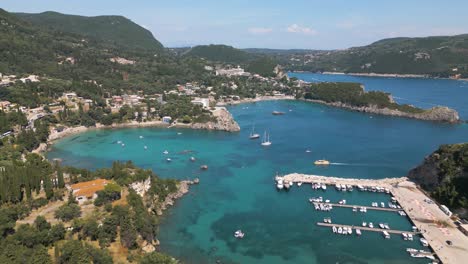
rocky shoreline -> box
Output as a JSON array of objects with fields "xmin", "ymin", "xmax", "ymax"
[{"xmin": 304, "ymin": 99, "xmax": 460, "ymax": 123}]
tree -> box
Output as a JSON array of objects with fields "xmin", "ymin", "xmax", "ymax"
[
  {"xmin": 34, "ymin": 216, "xmax": 51, "ymax": 232},
  {"xmin": 54, "ymin": 203, "xmax": 81, "ymax": 222},
  {"xmin": 119, "ymin": 216, "xmax": 137, "ymax": 249}
]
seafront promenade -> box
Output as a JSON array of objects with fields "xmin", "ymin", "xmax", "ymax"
[{"xmin": 281, "ymin": 173, "xmax": 468, "ymax": 264}]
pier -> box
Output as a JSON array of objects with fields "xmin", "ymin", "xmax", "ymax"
[
  {"xmin": 280, "ymin": 173, "xmax": 468, "ymax": 264},
  {"xmin": 316, "ymin": 222, "xmax": 420, "ymax": 235},
  {"xmin": 315, "ymin": 202, "xmax": 401, "ymax": 212}
]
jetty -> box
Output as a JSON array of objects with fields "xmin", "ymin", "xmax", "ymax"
[
  {"xmin": 281, "ymin": 173, "xmax": 468, "ymax": 264},
  {"xmin": 317, "ymin": 222, "xmax": 419, "ymax": 235},
  {"xmin": 315, "ymin": 202, "xmax": 401, "ymax": 212}
]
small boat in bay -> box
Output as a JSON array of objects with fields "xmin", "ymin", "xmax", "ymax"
[
  {"xmin": 261, "ymin": 131, "xmax": 272, "ymax": 146},
  {"xmin": 249, "ymin": 125, "xmax": 260, "ymax": 139},
  {"xmin": 314, "ymin": 159, "xmax": 330, "ymax": 166},
  {"xmin": 200, "ymin": 165, "xmax": 208, "ymax": 170},
  {"xmin": 190, "ymin": 156, "xmax": 196, "ymax": 162},
  {"xmin": 272, "ymin": 111, "xmax": 285, "ymax": 115},
  {"xmin": 234, "ymin": 230, "xmax": 245, "ymax": 239},
  {"xmin": 163, "ymin": 150, "xmax": 169, "ymax": 155}
]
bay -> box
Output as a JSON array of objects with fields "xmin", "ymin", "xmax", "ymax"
[{"xmin": 47, "ymin": 75, "xmax": 468, "ymax": 263}]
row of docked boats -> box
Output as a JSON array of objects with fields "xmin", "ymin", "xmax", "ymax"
[
  {"xmin": 335, "ymin": 184, "xmax": 353, "ymax": 191},
  {"xmin": 275, "ymin": 176, "xmax": 294, "ymax": 190},
  {"xmin": 311, "ymin": 182, "xmax": 327, "ymax": 190},
  {"xmin": 332, "ymin": 226, "xmax": 356, "ymax": 236},
  {"xmin": 313, "ymin": 202, "xmax": 332, "ymax": 211}
]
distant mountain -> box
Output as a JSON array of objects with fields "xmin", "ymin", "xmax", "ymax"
[
  {"xmin": 16, "ymin": 11, "xmax": 163, "ymax": 51},
  {"xmin": 288, "ymin": 34, "xmax": 468, "ymax": 77},
  {"xmin": 184, "ymin": 44, "xmax": 250, "ymax": 64}
]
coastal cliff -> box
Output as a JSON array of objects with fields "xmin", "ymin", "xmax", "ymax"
[
  {"xmin": 308, "ymin": 100, "xmax": 460, "ymax": 123},
  {"xmin": 408, "ymin": 143, "xmax": 468, "ymax": 216},
  {"xmin": 188, "ymin": 107, "xmax": 240, "ymax": 132}
]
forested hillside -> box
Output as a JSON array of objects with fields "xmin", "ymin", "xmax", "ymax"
[
  {"xmin": 408, "ymin": 143, "xmax": 468, "ymax": 216},
  {"xmin": 16, "ymin": 11, "xmax": 163, "ymax": 51}
]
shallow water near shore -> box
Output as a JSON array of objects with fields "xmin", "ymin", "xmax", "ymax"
[{"xmin": 47, "ymin": 74, "xmax": 468, "ymax": 263}]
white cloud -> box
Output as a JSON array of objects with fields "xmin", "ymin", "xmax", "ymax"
[
  {"xmin": 286, "ymin": 24, "xmax": 317, "ymax": 35},
  {"xmin": 248, "ymin": 27, "xmax": 273, "ymax": 35}
]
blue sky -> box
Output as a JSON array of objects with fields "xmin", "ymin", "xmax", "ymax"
[{"xmin": 2, "ymin": 0, "xmax": 468, "ymax": 49}]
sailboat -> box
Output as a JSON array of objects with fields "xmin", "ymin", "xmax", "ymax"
[
  {"xmin": 249, "ymin": 125, "xmax": 260, "ymax": 139},
  {"xmin": 261, "ymin": 131, "xmax": 272, "ymax": 146}
]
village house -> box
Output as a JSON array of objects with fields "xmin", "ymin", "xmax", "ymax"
[
  {"xmin": 215, "ymin": 66, "xmax": 250, "ymax": 77},
  {"xmin": 191, "ymin": 97, "xmax": 210, "ymax": 109},
  {"xmin": 62, "ymin": 92, "xmax": 78, "ymax": 102},
  {"xmin": 0, "ymin": 101, "xmax": 11, "ymax": 112},
  {"xmin": 69, "ymin": 179, "xmax": 111, "ymax": 204}
]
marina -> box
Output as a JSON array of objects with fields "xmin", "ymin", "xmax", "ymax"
[{"xmin": 277, "ymin": 173, "xmax": 468, "ymax": 264}]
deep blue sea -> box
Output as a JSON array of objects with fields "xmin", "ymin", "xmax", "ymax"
[{"xmin": 47, "ymin": 73, "xmax": 468, "ymax": 263}]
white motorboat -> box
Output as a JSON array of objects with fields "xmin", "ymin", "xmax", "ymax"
[
  {"xmin": 166, "ymin": 158, "xmax": 172, "ymax": 162},
  {"xmin": 321, "ymin": 184, "xmax": 327, "ymax": 190},
  {"xmin": 305, "ymin": 149, "xmax": 311, "ymax": 153},
  {"xmin": 379, "ymin": 223, "xmax": 385, "ymax": 229},
  {"xmin": 297, "ymin": 182, "xmax": 303, "ymax": 187},
  {"xmin": 190, "ymin": 157, "xmax": 196, "ymax": 162},
  {"xmin": 234, "ymin": 230, "xmax": 245, "ymax": 239},
  {"xmin": 402, "ymin": 233, "xmax": 408, "ymax": 240},
  {"xmin": 407, "ymin": 234, "xmax": 413, "ymax": 241},
  {"xmin": 332, "ymin": 226, "xmax": 337, "ymax": 233},
  {"xmin": 356, "ymin": 229, "xmax": 361, "ymax": 236},
  {"xmin": 163, "ymin": 150, "xmax": 169, "ymax": 155},
  {"xmin": 337, "ymin": 227, "xmax": 343, "ymax": 234},
  {"xmin": 362, "ymin": 222, "xmax": 367, "ymax": 227},
  {"xmin": 369, "ymin": 222, "xmax": 374, "ymax": 228},
  {"xmin": 382, "ymin": 231, "xmax": 390, "ymax": 239},
  {"xmin": 139, "ymin": 135, "xmax": 144, "ymax": 139},
  {"xmin": 121, "ymin": 143, "xmax": 125, "ymax": 147},
  {"xmin": 420, "ymin": 238, "xmax": 429, "ymax": 247},
  {"xmin": 347, "ymin": 228, "xmax": 352, "ymax": 235}
]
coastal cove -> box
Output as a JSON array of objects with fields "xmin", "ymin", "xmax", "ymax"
[{"xmin": 47, "ymin": 95, "xmax": 468, "ymax": 263}]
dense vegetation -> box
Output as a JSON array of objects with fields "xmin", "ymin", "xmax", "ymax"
[
  {"xmin": 408, "ymin": 143, "xmax": 468, "ymax": 214},
  {"xmin": 301, "ymin": 82, "xmax": 425, "ymax": 113},
  {"xmin": 16, "ymin": 11, "xmax": 163, "ymax": 52},
  {"xmin": 185, "ymin": 44, "xmax": 250, "ymax": 64}
]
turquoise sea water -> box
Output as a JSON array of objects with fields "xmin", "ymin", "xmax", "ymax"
[{"xmin": 47, "ymin": 75, "xmax": 468, "ymax": 263}]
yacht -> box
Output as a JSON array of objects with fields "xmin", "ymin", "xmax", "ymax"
[
  {"xmin": 356, "ymin": 229, "xmax": 362, "ymax": 236},
  {"xmin": 314, "ymin": 159, "xmax": 330, "ymax": 165},
  {"xmin": 369, "ymin": 222, "xmax": 374, "ymax": 228},
  {"xmin": 249, "ymin": 125, "xmax": 260, "ymax": 139},
  {"xmin": 379, "ymin": 223, "xmax": 385, "ymax": 229},
  {"xmin": 337, "ymin": 227, "xmax": 343, "ymax": 234},
  {"xmin": 261, "ymin": 131, "xmax": 272, "ymax": 146},
  {"xmin": 332, "ymin": 226, "xmax": 337, "ymax": 233},
  {"xmin": 362, "ymin": 222, "xmax": 367, "ymax": 227},
  {"xmin": 321, "ymin": 183, "xmax": 327, "ymax": 190}
]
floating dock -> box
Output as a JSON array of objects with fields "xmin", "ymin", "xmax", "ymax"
[
  {"xmin": 280, "ymin": 173, "xmax": 468, "ymax": 264},
  {"xmin": 316, "ymin": 222, "xmax": 419, "ymax": 235}
]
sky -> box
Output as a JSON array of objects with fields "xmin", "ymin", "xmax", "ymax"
[{"xmin": 2, "ymin": 0, "xmax": 468, "ymax": 49}]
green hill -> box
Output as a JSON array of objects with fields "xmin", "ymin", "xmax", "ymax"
[
  {"xmin": 185, "ymin": 44, "xmax": 250, "ymax": 64},
  {"xmin": 16, "ymin": 11, "xmax": 163, "ymax": 51},
  {"xmin": 408, "ymin": 143, "xmax": 468, "ymax": 216},
  {"xmin": 289, "ymin": 34, "xmax": 468, "ymax": 77}
]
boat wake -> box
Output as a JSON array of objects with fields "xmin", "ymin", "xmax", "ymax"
[{"xmin": 329, "ymin": 162, "xmax": 350, "ymax": 166}]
